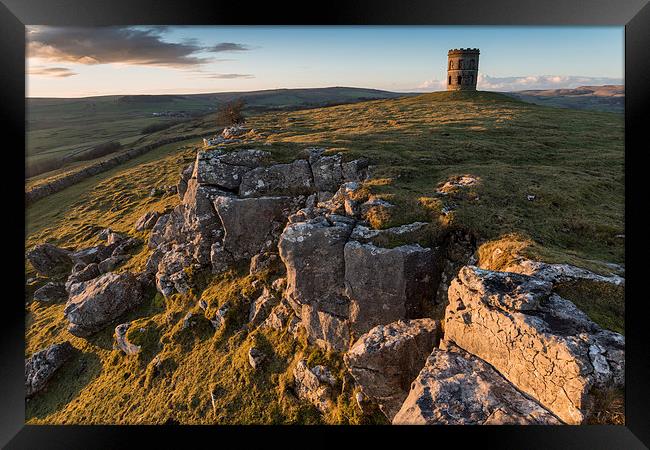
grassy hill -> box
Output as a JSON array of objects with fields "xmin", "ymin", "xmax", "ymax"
[
  {"xmin": 25, "ymin": 91, "xmax": 624, "ymax": 424},
  {"xmin": 26, "ymin": 87, "xmax": 410, "ymax": 177}
]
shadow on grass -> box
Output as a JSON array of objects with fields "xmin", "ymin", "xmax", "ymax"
[{"xmin": 26, "ymin": 350, "xmax": 103, "ymax": 421}]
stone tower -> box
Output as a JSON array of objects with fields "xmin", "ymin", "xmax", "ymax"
[{"xmin": 447, "ymin": 48, "xmax": 480, "ymax": 91}]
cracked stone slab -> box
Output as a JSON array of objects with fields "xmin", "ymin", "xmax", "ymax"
[
  {"xmin": 345, "ymin": 319, "xmax": 441, "ymax": 420},
  {"xmin": 392, "ymin": 342, "xmax": 561, "ymax": 425},
  {"xmin": 444, "ymin": 265, "xmax": 625, "ymax": 424}
]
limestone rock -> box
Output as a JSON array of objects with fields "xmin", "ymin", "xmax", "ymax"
[
  {"xmin": 318, "ymin": 182, "xmax": 363, "ymax": 218},
  {"xmin": 342, "ymin": 158, "xmax": 369, "ymax": 182},
  {"xmin": 26, "ymin": 243, "xmax": 72, "ymax": 277},
  {"xmin": 392, "ymin": 342, "xmax": 561, "ymax": 425},
  {"xmin": 301, "ymin": 304, "xmax": 351, "ymax": 352},
  {"xmin": 344, "ymin": 241, "xmax": 436, "ymax": 338},
  {"xmin": 213, "ymin": 195, "xmax": 296, "ymax": 265},
  {"xmin": 293, "ymin": 359, "xmax": 336, "ymax": 413},
  {"xmin": 33, "ymin": 282, "xmax": 67, "ymax": 303},
  {"xmin": 311, "ymin": 153, "xmax": 343, "ymax": 192},
  {"xmin": 349, "ymin": 222, "xmax": 429, "ymax": 246},
  {"xmin": 115, "ymin": 323, "xmax": 141, "ymax": 355},
  {"xmin": 239, "ymin": 160, "xmax": 313, "ymax": 197},
  {"xmin": 209, "ymin": 303, "xmax": 230, "ymax": 330},
  {"xmin": 148, "ymin": 214, "xmax": 170, "ymax": 249},
  {"xmin": 249, "ymin": 252, "xmax": 284, "ymax": 276},
  {"xmin": 64, "ymin": 272, "xmax": 144, "ymax": 337},
  {"xmin": 192, "ymin": 148, "xmax": 252, "ymax": 190},
  {"xmin": 135, "ymin": 211, "xmax": 161, "ymax": 232},
  {"xmin": 279, "ymin": 215, "xmax": 354, "ymax": 318},
  {"xmin": 219, "ymin": 149, "xmax": 271, "ymax": 167},
  {"xmin": 177, "ymin": 162, "xmax": 195, "ymax": 200},
  {"xmin": 65, "ymin": 263, "xmax": 100, "ymax": 293},
  {"xmin": 98, "ymin": 255, "xmax": 129, "ymax": 274},
  {"xmin": 71, "ymin": 246, "xmax": 105, "ymax": 265},
  {"xmin": 222, "ymin": 125, "xmax": 249, "ymax": 139},
  {"xmin": 444, "ymin": 265, "xmax": 625, "ymax": 424},
  {"xmin": 248, "ymin": 347, "xmax": 265, "ymax": 370},
  {"xmin": 501, "ymin": 259, "xmax": 624, "ymax": 286},
  {"xmin": 261, "ymin": 298, "xmax": 295, "ymax": 331},
  {"xmin": 249, "ymin": 288, "xmax": 280, "ymax": 327},
  {"xmin": 25, "ymin": 341, "xmax": 75, "ymax": 398},
  {"xmin": 155, "ymin": 249, "xmax": 194, "ymax": 298},
  {"xmin": 345, "ymin": 319, "xmax": 441, "ymax": 420}
]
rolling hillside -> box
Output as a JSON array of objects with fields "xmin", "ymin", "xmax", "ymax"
[
  {"xmin": 26, "ymin": 87, "xmax": 410, "ymax": 176},
  {"xmin": 25, "ymin": 91, "xmax": 624, "ymax": 425},
  {"xmin": 507, "ymin": 85, "xmax": 624, "ymax": 113}
]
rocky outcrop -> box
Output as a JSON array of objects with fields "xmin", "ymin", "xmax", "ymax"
[
  {"xmin": 392, "ymin": 342, "xmax": 560, "ymax": 425},
  {"xmin": 212, "ymin": 195, "xmax": 297, "ymax": 269},
  {"xmin": 192, "ymin": 149, "xmax": 270, "ymax": 190},
  {"xmin": 32, "ymin": 282, "xmax": 67, "ymax": 303},
  {"xmin": 345, "ymin": 319, "xmax": 441, "ymax": 420},
  {"xmin": 26, "ymin": 243, "xmax": 72, "ymax": 277},
  {"xmin": 293, "ymin": 359, "xmax": 336, "ymax": 413},
  {"xmin": 278, "ymin": 214, "xmax": 354, "ymax": 351},
  {"xmin": 239, "ymin": 160, "xmax": 313, "ymax": 197},
  {"xmin": 279, "ymin": 214, "xmax": 354, "ymax": 318},
  {"xmin": 25, "ymin": 341, "xmax": 75, "ymax": 397},
  {"xmin": 64, "ymin": 272, "xmax": 144, "ymax": 337},
  {"xmin": 344, "ymin": 241, "xmax": 436, "ymax": 338},
  {"xmin": 444, "ymin": 266, "xmax": 625, "ymax": 424}
]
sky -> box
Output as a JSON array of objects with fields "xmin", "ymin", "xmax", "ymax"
[{"xmin": 26, "ymin": 26, "xmax": 624, "ymax": 98}]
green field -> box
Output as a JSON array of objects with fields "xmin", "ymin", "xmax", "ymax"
[
  {"xmin": 25, "ymin": 91, "xmax": 624, "ymax": 424},
  {"xmin": 26, "ymin": 87, "xmax": 410, "ymax": 177}
]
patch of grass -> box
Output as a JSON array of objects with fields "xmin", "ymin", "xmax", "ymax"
[
  {"xmin": 587, "ymin": 387, "xmax": 625, "ymax": 425},
  {"xmin": 553, "ymin": 279, "xmax": 624, "ymax": 335}
]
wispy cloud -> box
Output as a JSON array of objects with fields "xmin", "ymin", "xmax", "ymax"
[
  {"xmin": 28, "ymin": 66, "xmax": 77, "ymax": 78},
  {"xmin": 476, "ymin": 74, "xmax": 623, "ymax": 91},
  {"xmin": 413, "ymin": 74, "xmax": 623, "ymax": 92},
  {"xmin": 202, "ymin": 73, "xmax": 255, "ymax": 79},
  {"xmin": 207, "ymin": 42, "xmax": 251, "ymax": 52},
  {"xmin": 26, "ymin": 26, "xmax": 253, "ymax": 69}
]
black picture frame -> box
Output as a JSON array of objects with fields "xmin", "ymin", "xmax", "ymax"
[{"xmin": 4, "ymin": 0, "xmax": 648, "ymax": 447}]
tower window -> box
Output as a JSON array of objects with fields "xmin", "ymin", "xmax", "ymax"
[
  {"xmin": 457, "ymin": 76, "xmax": 462, "ymax": 84},
  {"xmin": 448, "ymin": 76, "xmax": 451, "ymax": 84},
  {"xmin": 470, "ymin": 59, "xmax": 475, "ymax": 69}
]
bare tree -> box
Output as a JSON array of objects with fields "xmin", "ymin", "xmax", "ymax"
[{"xmin": 217, "ymin": 99, "xmax": 246, "ymax": 126}]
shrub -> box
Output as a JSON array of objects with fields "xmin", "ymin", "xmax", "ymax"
[{"xmin": 216, "ymin": 99, "xmax": 246, "ymax": 126}]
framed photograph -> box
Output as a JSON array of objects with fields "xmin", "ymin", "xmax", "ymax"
[{"xmin": 3, "ymin": 0, "xmax": 648, "ymax": 447}]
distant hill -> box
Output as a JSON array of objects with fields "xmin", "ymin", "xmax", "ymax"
[
  {"xmin": 26, "ymin": 87, "xmax": 410, "ymax": 177},
  {"xmin": 506, "ymin": 85, "xmax": 624, "ymax": 113}
]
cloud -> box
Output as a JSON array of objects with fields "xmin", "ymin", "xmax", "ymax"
[
  {"xmin": 28, "ymin": 66, "xmax": 77, "ymax": 77},
  {"xmin": 476, "ymin": 74, "xmax": 623, "ymax": 91},
  {"xmin": 411, "ymin": 74, "xmax": 623, "ymax": 92},
  {"xmin": 207, "ymin": 42, "xmax": 251, "ymax": 52},
  {"xmin": 202, "ymin": 73, "xmax": 255, "ymax": 79},
  {"xmin": 26, "ymin": 26, "xmax": 251, "ymax": 69},
  {"xmin": 415, "ymin": 78, "xmax": 447, "ymax": 91}
]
